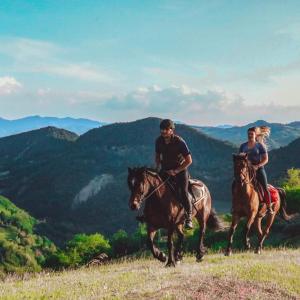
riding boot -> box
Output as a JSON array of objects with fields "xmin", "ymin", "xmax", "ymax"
[
  {"xmin": 185, "ymin": 212, "xmax": 193, "ymax": 229},
  {"xmin": 184, "ymin": 198, "xmax": 193, "ymax": 229}
]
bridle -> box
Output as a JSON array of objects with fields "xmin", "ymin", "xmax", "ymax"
[
  {"xmin": 132, "ymin": 169, "xmax": 170, "ymax": 204},
  {"xmin": 235, "ymin": 159, "xmax": 255, "ymax": 185}
]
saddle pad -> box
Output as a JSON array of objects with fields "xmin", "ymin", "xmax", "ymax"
[
  {"xmin": 189, "ymin": 179, "xmax": 206, "ymax": 204},
  {"xmin": 258, "ymin": 184, "xmax": 279, "ymax": 204},
  {"xmin": 265, "ymin": 184, "xmax": 280, "ymax": 203}
]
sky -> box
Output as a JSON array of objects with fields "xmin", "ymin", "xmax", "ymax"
[{"xmin": 0, "ymin": 0, "xmax": 300, "ymax": 126}]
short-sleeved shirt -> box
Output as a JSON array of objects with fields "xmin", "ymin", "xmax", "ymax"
[
  {"xmin": 155, "ymin": 134, "xmax": 191, "ymax": 171},
  {"xmin": 239, "ymin": 142, "xmax": 267, "ymax": 165}
]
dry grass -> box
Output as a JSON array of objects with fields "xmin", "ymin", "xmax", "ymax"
[{"xmin": 0, "ymin": 248, "xmax": 299, "ymax": 299}]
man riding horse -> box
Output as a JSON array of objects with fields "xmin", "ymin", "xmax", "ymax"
[
  {"xmin": 239, "ymin": 126, "xmax": 273, "ymax": 214},
  {"xmin": 155, "ymin": 119, "xmax": 193, "ymax": 229}
]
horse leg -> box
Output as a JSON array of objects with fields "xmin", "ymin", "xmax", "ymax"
[
  {"xmin": 254, "ymin": 216, "xmax": 263, "ymax": 254},
  {"xmin": 244, "ymin": 213, "xmax": 256, "ymax": 250},
  {"xmin": 147, "ymin": 227, "xmax": 166, "ymax": 263},
  {"xmin": 225, "ymin": 213, "xmax": 240, "ymax": 256},
  {"xmin": 196, "ymin": 213, "xmax": 207, "ymax": 262},
  {"xmin": 257, "ymin": 213, "xmax": 276, "ymax": 253},
  {"xmin": 166, "ymin": 227, "xmax": 176, "ymax": 267},
  {"xmin": 174, "ymin": 224, "xmax": 184, "ymax": 263}
]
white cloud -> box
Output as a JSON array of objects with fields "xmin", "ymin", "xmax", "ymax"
[
  {"xmin": 34, "ymin": 63, "xmax": 112, "ymax": 82},
  {"xmin": 0, "ymin": 76, "xmax": 22, "ymax": 95}
]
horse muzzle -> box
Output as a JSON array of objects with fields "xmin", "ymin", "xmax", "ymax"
[{"xmin": 130, "ymin": 201, "xmax": 140, "ymax": 211}]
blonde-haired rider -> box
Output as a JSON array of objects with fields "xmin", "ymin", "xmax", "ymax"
[{"xmin": 239, "ymin": 126, "xmax": 274, "ymax": 214}]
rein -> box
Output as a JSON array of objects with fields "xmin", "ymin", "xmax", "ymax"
[{"xmin": 140, "ymin": 170, "xmax": 170, "ymax": 202}]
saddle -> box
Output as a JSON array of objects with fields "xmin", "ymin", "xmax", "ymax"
[{"xmin": 166, "ymin": 176, "xmax": 206, "ymax": 205}]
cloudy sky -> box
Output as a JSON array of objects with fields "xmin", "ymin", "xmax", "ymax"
[{"xmin": 0, "ymin": 0, "xmax": 300, "ymax": 125}]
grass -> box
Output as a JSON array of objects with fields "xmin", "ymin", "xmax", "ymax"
[{"xmin": 0, "ymin": 248, "xmax": 299, "ymax": 299}]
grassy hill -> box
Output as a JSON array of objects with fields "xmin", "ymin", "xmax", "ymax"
[
  {"xmin": 0, "ymin": 195, "xmax": 56, "ymax": 275},
  {"xmin": 0, "ymin": 249, "xmax": 299, "ymax": 299},
  {"xmin": 195, "ymin": 120, "xmax": 300, "ymax": 149}
]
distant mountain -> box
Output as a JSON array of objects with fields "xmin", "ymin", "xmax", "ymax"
[
  {"xmin": 0, "ymin": 115, "xmax": 106, "ymax": 137},
  {"xmin": 194, "ymin": 120, "xmax": 300, "ymax": 149},
  {"xmin": 0, "ymin": 195, "xmax": 56, "ymax": 274},
  {"xmin": 0, "ymin": 117, "xmax": 236, "ymax": 244}
]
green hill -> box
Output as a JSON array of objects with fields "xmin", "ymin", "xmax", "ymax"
[
  {"xmin": 267, "ymin": 137, "xmax": 300, "ymax": 183},
  {"xmin": 0, "ymin": 195, "xmax": 56, "ymax": 275}
]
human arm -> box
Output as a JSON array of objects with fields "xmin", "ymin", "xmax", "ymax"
[{"xmin": 254, "ymin": 143, "xmax": 268, "ymax": 169}]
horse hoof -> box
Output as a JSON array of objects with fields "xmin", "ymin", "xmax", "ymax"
[
  {"xmin": 224, "ymin": 251, "xmax": 232, "ymax": 257},
  {"xmin": 255, "ymin": 248, "xmax": 261, "ymax": 255},
  {"xmin": 158, "ymin": 253, "xmax": 167, "ymax": 263},
  {"xmin": 165, "ymin": 262, "xmax": 176, "ymax": 268},
  {"xmin": 196, "ymin": 256, "xmax": 204, "ymax": 262}
]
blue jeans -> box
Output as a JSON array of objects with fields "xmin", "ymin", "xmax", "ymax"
[{"xmin": 256, "ymin": 167, "xmax": 271, "ymax": 205}]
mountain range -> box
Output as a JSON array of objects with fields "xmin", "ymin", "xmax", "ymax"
[
  {"xmin": 0, "ymin": 115, "xmax": 106, "ymax": 137},
  {"xmin": 0, "ymin": 117, "xmax": 299, "ymax": 245},
  {"xmin": 195, "ymin": 120, "xmax": 300, "ymax": 149}
]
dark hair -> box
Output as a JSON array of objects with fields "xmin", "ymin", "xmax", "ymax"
[
  {"xmin": 160, "ymin": 119, "xmax": 175, "ymax": 130},
  {"xmin": 247, "ymin": 127, "xmax": 256, "ymax": 132}
]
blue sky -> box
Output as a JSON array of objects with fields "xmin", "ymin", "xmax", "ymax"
[{"xmin": 0, "ymin": 0, "xmax": 300, "ymax": 125}]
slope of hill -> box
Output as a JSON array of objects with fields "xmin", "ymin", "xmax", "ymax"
[
  {"xmin": 195, "ymin": 120, "xmax": 300, "ymax": 149},
  {"xmin": 0, "ymin": 115, "xmax": 106, "ymax": 137},
  {"xmin": 0, "ymin": 249, "xmax": 299, "ymax": 299},
  {"xmin": 0, "ymin": 195, "xmax": 56, "ymax": 275},
  {"xmin": 0, "ymin": 117, "xmax": 237, "ymax": 244},
  {"xmin": 267, "ymin": 137, "xmax": 300, "ymax": 183}
]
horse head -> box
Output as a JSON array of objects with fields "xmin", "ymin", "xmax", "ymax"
[
  {"xmin": 233, "ymin": 153, "xmax": 251, "ymax": 183},
  {"xmin": 127, "ymin": 166, "xmax": 153, "ymax": 210}
]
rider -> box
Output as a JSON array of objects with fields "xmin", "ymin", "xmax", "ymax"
[
  {"xmin": 239, "ymin": 126, "xmax": 273, "ymax": 214},
  {"xmin": 155, "ymin": 119, "xmax": 193, "ymax": 229}
]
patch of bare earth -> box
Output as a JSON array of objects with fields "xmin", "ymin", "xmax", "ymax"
[{"xmin": 128, "ymin": 277, "xmax": 298, "ymax": 300}]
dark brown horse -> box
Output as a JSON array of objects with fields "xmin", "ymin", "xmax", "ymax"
[
  {"xmin": 225, "ymin": 154, "xmax": 291, "ymax": 256},
  {"xmin": 127, "ymin": 167, "xmax": 222, "ymax": 267}
]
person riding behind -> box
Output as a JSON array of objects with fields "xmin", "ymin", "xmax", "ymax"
[
  {"xmin": 155, "ymin": 119, "xmax": 193, "ymax": 229},
  {"xmin": 239, "ymin": 126, "xmax": 273, "ymax": 214}
]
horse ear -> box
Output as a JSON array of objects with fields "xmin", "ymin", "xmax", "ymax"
[{"xmin": 128, "ymin": 167, "xmax": 132, "ymax": 173}]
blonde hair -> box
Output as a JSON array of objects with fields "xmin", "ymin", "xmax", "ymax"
[{"xmin": 248, "ymin": 126, "xmax": 271, "ymax": 149}]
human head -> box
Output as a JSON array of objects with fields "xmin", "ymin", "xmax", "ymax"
[
  {"xmin": 160, "ymin": 119, "xmax": 175, "ymax": 138},
  {"xmin": 247, "ymin": 126, "xmax": 257, "ymax": 142}
]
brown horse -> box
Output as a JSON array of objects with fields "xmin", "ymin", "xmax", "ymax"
[
  {"xmin": 127, "ymin": 167, "xmax": 222, "ymax": 267},
  {"xmin": 225, "ymin": 154, "xmax": 291, "ymax": 256}
]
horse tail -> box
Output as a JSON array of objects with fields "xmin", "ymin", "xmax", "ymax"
[
  {"xmin": 277, "ymin": 187, "xmax": 292, "ymax": 222},
  {"xmin": 207, "ymin": 208, "xmax": 223, "ymax": 231}
]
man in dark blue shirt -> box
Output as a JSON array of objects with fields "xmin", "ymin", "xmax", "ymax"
[{"xmin": 155, "ymin": 119, "xmax": 193, "ymax": 229}]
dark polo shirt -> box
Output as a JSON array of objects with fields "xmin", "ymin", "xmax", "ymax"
[{"xmin": 155, "ymin": 134, "xmax": 191, "ymax": 171}]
